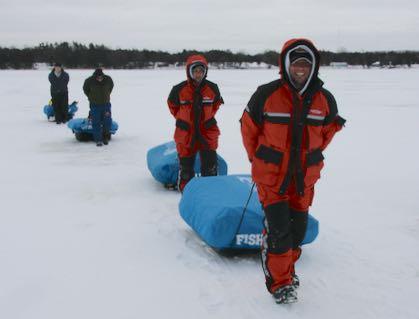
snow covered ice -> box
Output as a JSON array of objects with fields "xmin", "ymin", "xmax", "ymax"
[{"xmin": 0, "ymin": 68, "xmax": 418, "ymax": 318}]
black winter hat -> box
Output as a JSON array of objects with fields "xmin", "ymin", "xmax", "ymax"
[
  {"xmin": 192, "ymin": 64, "xmax": 205, "ymax": 72},
  {"xmin": 93, "ymin": 68, "xmax": 104, "ymax": 77},
  {"xmin": 290, "ymin": 48, "xmax": 313, "ymax": 64},
  {"xmin": 54, "ymin": 62, "xmax": 62, "ymax": 67}
]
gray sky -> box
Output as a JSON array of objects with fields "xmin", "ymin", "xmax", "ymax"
[{"xmin": 1, "ymin": 0, "xmax": 418, "ymax": 53}]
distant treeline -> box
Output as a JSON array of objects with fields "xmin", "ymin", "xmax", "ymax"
[{"xmin": 1, "ymin": 42, "xmax": 419, "ymax": 69}]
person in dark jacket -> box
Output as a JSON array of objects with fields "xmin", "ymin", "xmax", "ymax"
[
  {"xmin": 83, "ymin": 68, "xmax": 114, "ymax": 146},
  {"xmin": 241, "ymin": 38, "xmax": 346, "ymax": 304},
  {"xmin": 48, "ymin": 63, "xmax": 69, "ymax": 124},
  {"xmin": 167, "ymin": 55, "xmax": 224, "ymax": 191}
]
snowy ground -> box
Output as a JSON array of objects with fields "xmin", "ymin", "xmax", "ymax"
[{"xmin": 0, "ymin": 68, "xmax": 418, "ymax": 319}]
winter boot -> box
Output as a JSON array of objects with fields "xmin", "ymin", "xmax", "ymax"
[
  {"xmin": 96, "ymin": 142, "xmax": 103, "ymax": 147},
  {"xmin": 272, "ymin": 285, "xmax": 297, "ymax": 304},
  {"xmin": 103, "ymin": 132, "xmax": 110, "ymax": 145}
]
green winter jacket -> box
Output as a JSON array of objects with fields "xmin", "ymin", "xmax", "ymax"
[{"xmin": 83, "ymin": 75, "xmax": 114, "ymax": 105}]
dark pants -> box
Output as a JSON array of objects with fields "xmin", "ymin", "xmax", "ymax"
[
  {"xmin": 178, "ymin": 149, "xmax": 218, "ymax": 192},
  {"xmin": 261, "ymin": 200, "xmax": 308, "ymax": 293},
  {"xmin": 51, "ymin": 92, "xmax": 68, "ymax": 123},
  {"xmin": 90, "ymin": 103, "xmax": 112, "ymax": 143}
]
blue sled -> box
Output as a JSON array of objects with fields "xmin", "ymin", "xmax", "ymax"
[
  {"xmin": 67, "ymin": 117, "xmax": 119, "ymax": 142},
  {"xmin": 179, "ymin": 174, "xmax": 319, "ymax": 250},
  {"xmin": 146, "ymin": 141, "xmax": 228, "ymax": 187},
  {"xmin": 43, "ymin": 101, "xmax": 78, "ymax": 120}
]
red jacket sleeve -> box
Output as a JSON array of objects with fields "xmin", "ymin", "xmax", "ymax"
[
  {"xmin": 240, "ymin": 110, "xmax": 261, "ymax": 162},
  {"xmin": 167, "ymin": 100, "xmax": 179, "ymax": 118},
  {"xmin": 320, "ymin": 89, "xmax": 346, "ymax": 150},
  {"xmin": 167, "ymin": 86, "xmax": 180, "ymax": 118},
  {"xmin": 321, "ymin": 116, "xmax": 345, "ymax": 150},
  {"xmin": 212, "ymin": 97, "xmax": 223, "ymax": 116},
  {"xmin": 208, "ymin": 82, "xmax": 224, "ymax": 117},
  {"xmin": 240, "ymin": 88, "xmax": 264, "ymax": 162}
]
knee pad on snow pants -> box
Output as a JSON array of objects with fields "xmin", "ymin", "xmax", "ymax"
[
  {"xmin": 178, "ymin": 155, "xmax": 196, "ymax": 192},
  {"xmin": 200, "ymin": 150, "xmax": 217, "ymax": 176},
  {"xmin": 264, "ymin": 201, "xmax": 292, "ymax": 254},
  {"xmin": 290, "ymin": 208, "xmax": 308, "ymax": 249}
]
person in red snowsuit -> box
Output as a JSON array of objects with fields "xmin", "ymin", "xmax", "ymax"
[
  {"xmin": 240, "ymin": 38, "xmax": 346, "ymax": 304},
  {"xmin": 167, "ymin": 55, "xmax": 224, "ymax": 192}
]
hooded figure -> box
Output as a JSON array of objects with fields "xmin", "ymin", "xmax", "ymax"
[
  {"xmin": 167, "ymin": 54, "xmax": 224, "ymax": 191},
  {"xmin": 48, "ymin": 63, "xmax": 70, "ymax": 124},
  {"xmin": 240, "ymin": 39, "xmax": 346, "ymax": 304},
  {"xmin": 83, "ymin": 68, "xmax": 114, "ymax": 146}
]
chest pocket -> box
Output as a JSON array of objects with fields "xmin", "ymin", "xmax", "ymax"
[
  {"xmin": 305, "ymin": 105, "xmax": 327, "ymax": 149},
  {"xmin": 202, "ymin": 98, "xmax": 214, "ymax": 106},
  {"xmin": 262, "ymin": 112, "xmax": 291, "ymax": 150},
  {"xmin": 306, "ymin": 114, "xmax": 325, "ymax": 126},
  {"xmin": 179, "ymin": 100, "xmax": 192, "ymax": 107}
]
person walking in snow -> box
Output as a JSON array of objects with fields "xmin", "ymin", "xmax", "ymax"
[
  {"xmin": 167, "ymin": 54, "xmax": 224, "ymax": 192},
  {"xmin": 48, "ymin": 63, "xmax": 69, "ymax": 124},
  {"xmin": 83, "ymin": 68, "xmax": 114, "ymax": 147},
  {"xmin": 240, "ymin": 38, "xmax": 346, "ymax": 304}
]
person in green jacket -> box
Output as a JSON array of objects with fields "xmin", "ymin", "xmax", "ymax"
[{"xmin": 83, "ymin": 68, "xmax": 114, "ymax": 146}]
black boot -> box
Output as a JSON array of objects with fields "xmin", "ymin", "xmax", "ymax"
[
  {"xmin": 178, "ymin": 155, "xmax": 196, "ymax": 192},
  {"xmin": 272, "ymin": 285, "xmax": 297, "ymax": 304},
  {"xmin": 103, "ymin": 131, "xmax": 111, "ymax": 145},
  {"xmin": 200, "ymin": 150, "xmax": 218, "ymax": 176}
]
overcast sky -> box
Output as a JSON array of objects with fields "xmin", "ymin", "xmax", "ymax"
[{"xmin": 1, "ymin": 0, "xmax": 418, "ymax": 53}]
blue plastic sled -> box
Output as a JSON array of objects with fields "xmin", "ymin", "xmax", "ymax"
[
  {"xmin": 146, "ymin": 141, "xmax": 228, "ymax": 187},
  {"xmin": 43, "ymin": 101, "xmax": 78, "ymax": 120},
  {"xmin": 67, "ymin": 117, "xmax": 119, "ymax": 141},
  {"xmin": 179, "ymin": 174, "xmax": 319, "ymax": 250}
]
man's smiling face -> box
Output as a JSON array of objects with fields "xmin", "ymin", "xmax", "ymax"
[{"xmin": 289, "ymin": 59, "xmax": 312, "ymax": 87}]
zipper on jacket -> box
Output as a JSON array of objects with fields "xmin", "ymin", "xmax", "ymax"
[
  {"xmin": 190, "ymin": 81, "xmax": 208, "ymax": 148},
  {"xmin": 278, "ymin": 81, "xmax": 320, "ymax": 196},
  {"xmin": 279, "ymin": 91, "xmax": 300, "ymax": 195}
]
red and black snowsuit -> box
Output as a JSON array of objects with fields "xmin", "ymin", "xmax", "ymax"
[
  {"xmin": 240, "ymin": 39, "xmax": 346, "ymax": 293},
  {"xmin": 167, "ymin": 55, "xmax": 224, "ymax": 191}
]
